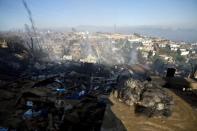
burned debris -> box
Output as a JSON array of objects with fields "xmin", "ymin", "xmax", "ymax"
[
  {"xmin": 114, "ymin": 77, "xmax": 173, "ymax": 117},
  {"xmin": 0, "ymin": 61, "xmax": 175, "ymax": 130},
  {"xmin": 0, "ymin": 0, "xmax": 197, "ymax": 129},
  {"xmin": 0, "ymin": 62, "xmax": 111, "ymax": 130}
]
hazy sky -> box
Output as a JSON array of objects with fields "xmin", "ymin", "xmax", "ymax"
[{"xmin": 0, "ymin": 0, "xmax": 197, "ymax": 30}]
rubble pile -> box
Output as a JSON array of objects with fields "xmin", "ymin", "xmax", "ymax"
[
  {"xmin": 61, "ymin": 96, "xmax": 106, "ymax": 131},
  {"xmin": 0, "ymin": 62, "xmax": 174, "ymax": 130},
  {"xmin": 115, "ymin": 78, "xmax": 173, "ymax": 117},
  {"xmin": 0, "ymin": 63, "xmax": 114, "ymax": 131},
  {"xmin": 0, "ymin": 85, "xmax": 108, "ymax": 130},
  {"xmin": 14, "ymin": 92, "xmax": 106, "ymax": 131}
]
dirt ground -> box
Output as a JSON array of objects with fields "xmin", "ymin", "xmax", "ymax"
[{"xmin": 101, "ymin": 90, "xmax": 197, "ymax": 131}]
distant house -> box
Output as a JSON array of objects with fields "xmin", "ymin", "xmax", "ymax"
[
  {"xmin": 80, "ymin": 54, "xmax": 97, "ymax": 63},
  {"xmin": 141, "ymin": 52, "xmax": 149, "ymax": 59},
  {"xmin": 170, "ymin": 44, "xmax": 180, "ymax": 51},
  {"xmin": 128, "ymin": 38, "xmax": 143, "ymax": 42},
  {"xmin": 159, "ymin": 44, "xmax": 166, "ymax": 48},
  {"xmin": 159, "ymin": 55, "xmax": 174, "ymax": 63},
  {"xmin": 142, "ymin": 41, "xmax": 154, "ymax": 51},
  {"xmin": 181, "ymin": 51, "xmax": 189, "ymax": 56},
  {"xmin": 180, "ymin": 49, "xmax": 189, "ymax": 56},
  {"xmin": 63, "ymin": 55, "xmax": 72, "ymax": 61},
  {"xmin": 180, "ymin": 48, "xmax": 186, "ymax": 52},
  {"xmin": 191, "ymin": 50, "xmax": 196, "ymax": 54}
]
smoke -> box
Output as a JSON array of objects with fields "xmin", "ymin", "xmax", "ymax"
[
  {"xmin": 129, "ymin": 48, "xmax": 138, "ymax": 65},
  {"xmin": 19, "ymin": 0, "xmax": 139, "ymax": 64},
  {"xmin": 20, "ymin": 2, "xmax": 140, "ymax": 64},
  {"xmin": 81, "ymin": 41, "xmax": 95, "ymax": 58},
  {"xmin": 87, "ymin": 39, "xmax": 139, "ymax": 65}
]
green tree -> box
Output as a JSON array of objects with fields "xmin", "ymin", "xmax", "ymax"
[
  {"xmin": 152, "ymin": 57, "xmax": 165, "ymax": 74},
  {"xmin": 177, "ymin": 48, "xmax": 181, "ymax": 55},
  {"xmin": 148, "ymin": 51, "xmax": 153, "ymax": 59},
  {"xmin": 174, "ymin": 53, "xmax": 185, "ymax": 63},
  {"xmin": 164, "ymin": 44, "xmax": 171, "ymax": 53}
]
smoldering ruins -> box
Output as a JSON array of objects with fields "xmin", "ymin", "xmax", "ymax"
[
  {"xmin": 0, "ymin": 59, "xmax": 174, "ymax": 130},
  {"xmin": 0, "ymin": 1, "xmax": 197, "ymax": 131},
  {"xmin": 1, "ymin": 31, "xmax": 196, "ymax": 130}
]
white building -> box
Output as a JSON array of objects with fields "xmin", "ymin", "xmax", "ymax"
[
  {"xmin": 159, "ymin": 55, "xmax": 174, "ymax": 63},
  {"xmin": 159, "ymin": 44, "xmax": 166, "ymax": 48},
  {"xmin": 63, "ymin": 55, "xmax": 72, "ymax": 61},
  {"xmin": 170, "ymin": 44, "xmax": 180, "ymax": 51},
  {"xmin": 181, "ymin": 51, "xmax": 189, "ymax": 56},
  {"xmin": 80, "ymin": 54, "xmax": 97, "ymax": 63},
  {"xmin": 141, "ymin": 52, "xmax": 149, "ymax": 59}
]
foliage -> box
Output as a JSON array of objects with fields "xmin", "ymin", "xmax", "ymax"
[
  {"xmin": 174, "ymin": 53, "xmax": 185, "ymax": 63},
  {"xmin": 148, "ymin": 51, "xmax": 153, "ymax": 59},
  {"xmin": 152, "ymin": 56, "xmax": 165, "ymax": 74}
]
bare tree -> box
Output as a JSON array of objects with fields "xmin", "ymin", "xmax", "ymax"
[{"xmin": 22, "ymin": 0, "xmax": 43, "ymax": 62}]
